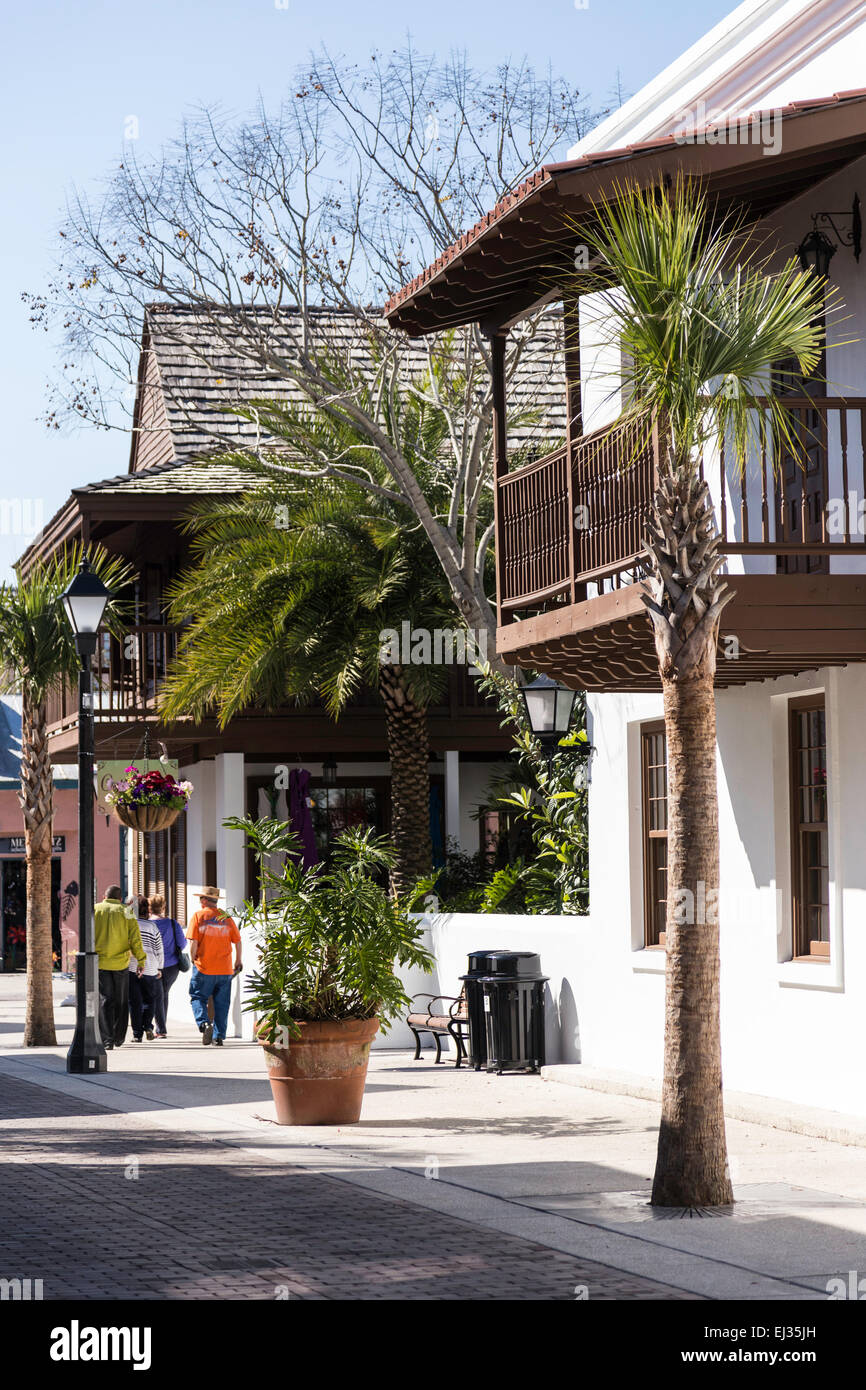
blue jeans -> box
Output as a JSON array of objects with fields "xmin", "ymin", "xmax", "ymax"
[{"xmin": 189, "ymin": 969, "xmax": 233, "ymax": 1040}]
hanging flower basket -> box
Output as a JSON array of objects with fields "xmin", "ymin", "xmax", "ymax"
[
  {"xmin": 104, "ymin": 765, "xmax": 193, "ymax": 833},
  {"xmin": 112, "ymin": 802, "xmax": 184, "ymax": 832}
]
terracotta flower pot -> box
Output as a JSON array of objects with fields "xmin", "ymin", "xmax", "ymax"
[
  {"xmin": 259, "ymin": 1017, "xmax": 380, "ymax": 1125},
  {"xmin": 113, "ymin": 803, "xmax": 184, "ymax": 832}
]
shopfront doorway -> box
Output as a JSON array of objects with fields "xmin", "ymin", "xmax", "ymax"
[{"xmin": 0, "ymin": 858, "xmax": 62, "ymax": 971}]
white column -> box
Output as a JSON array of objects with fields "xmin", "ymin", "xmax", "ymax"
[
  {"xmin": 214, "ymin": 753, "xmax": 246, "ymax": 913},
  {"xmin": 214, "ymin": 752, "xmax": 247, "ymax": 1038},
  {"xmin": 183, "ymin": 760, "xmax": 215, "ymax": 921},
  {"xmin": 444, "ymin": 749, "xmax": 461, "ymax": 852}
]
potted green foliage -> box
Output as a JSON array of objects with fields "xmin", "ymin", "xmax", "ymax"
[{"xmin": 232, "ymin": 816, "xmax": 434, "ymax": 1125}]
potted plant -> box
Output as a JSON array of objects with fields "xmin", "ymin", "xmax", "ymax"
[
  {"xmin": 104, "ymin": 764, "xmax": 193, "ymax": 832},
  {"xmin": 236, "ymin": 816, "xmax": 434, "ymax": 1125}
]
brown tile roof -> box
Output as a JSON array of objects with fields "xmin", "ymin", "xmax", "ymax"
[{"xmin": 384, "ymin": 87, "xmax": 866, "ymax": 324}]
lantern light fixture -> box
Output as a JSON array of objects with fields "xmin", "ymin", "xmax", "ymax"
[
  {"xmin": 61, "ymin": 555, "xmax": 110, "ymax": 648},
  {"xmin": 520, "ymin": 673, "xmax": 578, "ymax": 760},
  {"xmin": 797, "ymin": 194, "xmax": 861, "ymax": 277}
]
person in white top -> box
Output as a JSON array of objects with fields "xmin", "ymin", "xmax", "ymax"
[{"xmin": 128, "ymin": 895, "xmax": 164, "ymax": 1041}]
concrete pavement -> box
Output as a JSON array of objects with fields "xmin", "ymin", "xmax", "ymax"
[{"xmin": 2, "ymin": 976, "xmax": 866, "ymax": 1300}]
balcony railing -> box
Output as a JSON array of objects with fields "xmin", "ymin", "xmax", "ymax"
[
  {"xmin": 45, "ymin": 625, "xmax": 183, "ymax": 729},
  {"xmin": 44, "ymin": 623, "xmax": 494, "ymax": 731},
  {"xmin": 496, "ymin": 398, "xmax": 866, "ymax": 613}
]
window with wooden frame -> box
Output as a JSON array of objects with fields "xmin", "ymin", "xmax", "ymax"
[
  {"xmin": 641, "ymin": 721, "xmax": 668, "ymax": 947},
  {"xmin": 789, "ymin": 696, "xmax": 830, "ymax": 960}
]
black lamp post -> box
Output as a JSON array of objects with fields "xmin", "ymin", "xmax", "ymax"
[
  {"xmin": 61, "ymin": 556, "xmax": 111, "ymax": 1075},
  {"xmin": 519, "ymin": 673, "xmax": 578, "ymax": 772}
]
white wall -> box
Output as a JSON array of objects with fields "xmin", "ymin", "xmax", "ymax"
[
  {"xmin": 579, "ymin": 288, "xmax": 626, "ymax": 434},
  {"xmin": 423, "ymin": 664, "xmax": 866, "ymax": 1112},
  {"xmin": 182, "ymin": 758, "xmax": 215, "ymax": 916},
  {"xmin": 570, "ymin": 0, "xmax": 866, "ymax": 158},
  {"xmin": 570, "ymin": 667, "xmax": 866, "ymax": 1114}
]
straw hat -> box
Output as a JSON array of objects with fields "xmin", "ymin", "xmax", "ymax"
[{"xmin": 199, "ymin": 886, "xmax": 221, "ymax": 902}]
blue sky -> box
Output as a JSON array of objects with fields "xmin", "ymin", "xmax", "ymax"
[{"xmin": 1, "ymin": 0, "xmax": 732, "ymax": 581}]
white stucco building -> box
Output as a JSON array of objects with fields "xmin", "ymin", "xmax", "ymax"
[{"xmin": 388, "ymin": 0, "xmax": 866, "ymax": 1113}]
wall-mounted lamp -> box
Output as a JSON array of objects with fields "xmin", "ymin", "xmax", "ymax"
[{"xmin": 798, "ymin": 193, "xmax": 861, "ymax": 277}]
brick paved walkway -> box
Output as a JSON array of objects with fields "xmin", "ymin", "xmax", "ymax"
[{"xmin": 0, "ymin": 1072, "xmax": 700, "ymax": 1300}]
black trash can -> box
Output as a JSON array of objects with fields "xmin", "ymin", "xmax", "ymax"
[
  {"xmin": 460, "ymin": 949, "xmax": 510, "ymax": 1070},
  {"xmin": 481, "ymin": 952, "xmax": 548, "ymax": 1074}
]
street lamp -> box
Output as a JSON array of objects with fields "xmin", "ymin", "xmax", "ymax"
[
  {"xmin": 519, "ymin": 673, "xmax": 577, "ymax": 771},
  {"xmin": 61, "ymin": 556, "xmax": 111, "ymax": 1075}
]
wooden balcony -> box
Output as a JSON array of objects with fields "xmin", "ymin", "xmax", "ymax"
[
  {"xmin": 495, "ymin": 400, "xmax": 866, "ymax": 689},
  {"xmin": 44, "ymin": 625, "xmax": 502, "ymax": 761},
  {"xmin": 45, "ymin": 626, "xmax": 183, "ymax": 733}
]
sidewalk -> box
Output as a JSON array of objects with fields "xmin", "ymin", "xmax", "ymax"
[{"xmin": 2, "ymin": 977, "xmax": 866, "ymax": 1299}]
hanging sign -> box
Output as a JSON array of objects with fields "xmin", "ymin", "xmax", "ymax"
[{"xmin": 0, "ymin": 835, "xmax": 65, "ymax": 854}]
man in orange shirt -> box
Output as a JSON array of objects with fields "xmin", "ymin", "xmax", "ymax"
[{"xmin": 187, "ymin": 887, "xmax": 242, "ymax": 1047}]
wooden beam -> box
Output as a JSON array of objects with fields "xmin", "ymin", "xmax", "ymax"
[
  {"xmin": 491, "ymin": 332, "xmax": 508, "ymax": 632},
  {"xmin": 481, "ymin": 287, "xmax": 561, "ymax": 337}
]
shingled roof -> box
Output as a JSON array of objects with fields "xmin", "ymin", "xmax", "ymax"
[
  {"xmin": 131, "ymin": 302, "xmax": 568, "ymax": 473},
  {"xmin": 19, "ymin": 303, "xmax": 568, "ymax": 571},
  {"xmin": 76, "ymin": 458, "xmax": 260, "ymax": 496}
]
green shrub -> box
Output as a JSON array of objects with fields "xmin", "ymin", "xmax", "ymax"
[{"xmin": 234, "ymin": 818, "xmax": 434, "ymax": 1043}]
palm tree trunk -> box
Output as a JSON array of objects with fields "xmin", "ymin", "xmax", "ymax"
[
  {"xmin": 378, "ymin": 664, "xmax": 432, "ymax": 894},
  {"xmin": 19, "ymin": 696, "xmax": 57, "ymax": 1046},
  {"xmin": 643, "ymin": 450, "xmax": 733, "ymax": 1206},
  {"xmin": 653, "ymin": 672, "xmax": 731, "ymax": 1206}
]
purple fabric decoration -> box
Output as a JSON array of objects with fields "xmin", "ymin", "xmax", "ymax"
[{"xmin": 288, "ymin": 767, "xmax": 319, "ymax": 868}]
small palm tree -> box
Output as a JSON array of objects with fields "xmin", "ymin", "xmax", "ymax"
[
  {"xmin": 159, "ymin": 345, "xmax": 503, "ymax": 893},
  {"xmin": 0, "ymin": 546, "xmax": 131, "ymax": 1046},
  {"xmin": 159, "ymin": 480, "xmax": 459, "ymax": 892},
  {"xmin": 571, "ymin": 178, "xmax": 831, "ymax": 1206}
]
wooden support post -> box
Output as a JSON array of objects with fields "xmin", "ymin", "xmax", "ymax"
[
  {"xmin": 490, "ymin": 333, "xmax": 508, "ymax": 629},
  {"xmin": 564, "ymin": 293, "xmax": 583, "ymax": 443},
  {"xmin": 564, "ymin": 294, "xmax": 582, "ymax": 602}
]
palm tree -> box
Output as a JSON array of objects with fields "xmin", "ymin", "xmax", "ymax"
[
  {"xmin": 0, "ymin": 546, "xmax": 131, "ymax": 1046},
  {"xmin": 159, "ymin": 481, "xmax": 459, "ymax": 892},
  {"xmin": 571, "ymin": 178, "xmax": 830, "ymax": 1206}
]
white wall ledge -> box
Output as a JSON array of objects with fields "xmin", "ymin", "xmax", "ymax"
[
  {"xmin": 777, "ymin": 959, "xmax": 844, "ymax": 991},
  {"xmin": 632, "ymin": 948, "xmax": 666, "ymax": 974}
]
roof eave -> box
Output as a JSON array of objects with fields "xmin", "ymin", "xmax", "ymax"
[{"xmin": 385, "ymin": 89, "xmax": 866, "ymax": 336}]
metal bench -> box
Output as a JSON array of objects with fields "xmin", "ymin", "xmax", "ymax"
[{"xmin": 406, "ymin": 990, "xmax": 469, "ymax": 1067}]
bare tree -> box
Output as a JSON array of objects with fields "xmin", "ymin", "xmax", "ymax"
[{"xmin": 30, "ymin": 47, "xmax": 601, "ymax": 658}]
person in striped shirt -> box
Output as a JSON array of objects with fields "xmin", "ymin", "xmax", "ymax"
[{"xmin": 128, "ymin": 896, "xmax": 164, "ymax": 1042}]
